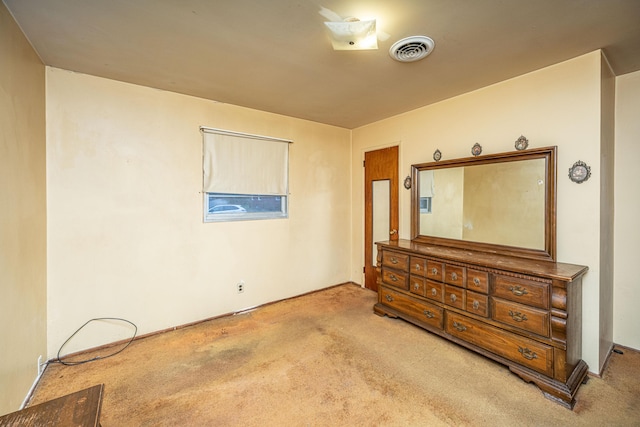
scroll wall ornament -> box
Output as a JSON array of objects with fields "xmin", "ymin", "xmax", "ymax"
[
  {"xmin": 515, "ymin": 135, "xmax": 529, "ymax": 151},
  {"xmin": 568, "ymin": 160, "xmax": 591, "ymax": 184},
  {"xmin": 433, "ymin": 149, "xmax": 442, "ymax": 161},
  {"xmin": 471, "ymin": 143, "xmax": 482, "ymax": 156},
  {"xmin": 404, "ymin": 176, "xmax": 412, "ymax": 189}
]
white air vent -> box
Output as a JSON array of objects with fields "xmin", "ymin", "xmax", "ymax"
[{"xmin": 389, "ymin": 36, "xmax": 435, "ymax": 62}]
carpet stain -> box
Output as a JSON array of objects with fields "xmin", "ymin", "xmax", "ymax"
[{"xmin": 29, "ymin": 285, "xmax": 640, "ymax": 426}]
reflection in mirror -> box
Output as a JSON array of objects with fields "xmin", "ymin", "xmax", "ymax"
[
  {"xmin": 419, "ymin": 159, "xmax": 546, "ymax": 249},
  {"xmin": 372, "ymin": 180, "xmax": 390, "ymax": 265},
  {"xmin": 412, "ymin": 147, "xmax": 556, "ymax": 261}
]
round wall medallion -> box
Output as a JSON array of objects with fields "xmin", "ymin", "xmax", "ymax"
[
  {"xmin": 404, "ymin": 176, "xmax": 412, "ymax": 189},
  {"xmin": 433, "ymin": 149, "xmax": 442, "ymax": 161},
  {"xmin": 515, "ymin": 135, "xmax": 529, "ymax": 151},
  {"xmin": 569, "ymin": 160, "xmax": 591, "ymax": 183},
  {"xmin": 471, "ymin": 143, "xmax": 482, "ymax": 156}
]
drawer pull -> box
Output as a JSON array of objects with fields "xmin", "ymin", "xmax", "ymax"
[
  {"xmin": 385, "ymin": 294, "xmax": 394, "ymax": 302},
  {"xmin": 390, "ymin": 257, "xmax": 398, "ymax": 264},
  {"xmin": 415, "ymin": 264, "xmax": 421, "ymax": 270},
  {"xmin": 451, "ymin": 272, "xmax": 458, "ymax": 281},
  {"xmin": 473, "ymin": 300, "xmax": 480, "ymax": 310},
  {"xmin": 431, "ymin": 268, "xmax": 438, "ymax": 275},
  {"xmin": 450, "ymin": 294, "xmax": 457, "ymax": 302},
  {"xmin": 473, "ymin": 277, "xmax": 480, "ymax": 286},
  {"xmin": 509, "ymin": 285, "xmax": 529, "ymax": 296},
  {"xmin": 389, "ymin": 274, "xmax": 398, "ymax": 282},
  {"xmin": 509, "ymin": 310, "xmax": 528, "ymax": 322},
  {"xmin": 431, "ymin": 288, "xmax": 438, "ymax": 296},
  {"xmin": 518, "ymin": 347, "xmax": 538, "ymax": 360},
  {"xmin": 423, "ymin": 310, "xmax": 434, "ymax": 319},
  {"xmin": 414, "ymin": 283, "xmax": 420, "ymax": 290},
  {"xmin": 452, "ymin": 321, "xmax": 467, "ymax": 332}
]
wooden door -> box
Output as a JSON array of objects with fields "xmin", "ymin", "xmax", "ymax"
[{"xmin": 364, "ymin": 146, "xmax": 399, "ymax": 291}]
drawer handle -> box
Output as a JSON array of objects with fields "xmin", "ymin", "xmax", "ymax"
[
  {"xmin": 452, "ymin": 321, "xmax": 467, "ymax": 332},
  {"xmin": 473, "ymin": 300, "xmax": 480, "ymax": 310},
  {"xmin": 423, "ymin": 310, "xmax": 434, "ymax": 319},
  {"xmin": 509, "ymin": 285, "xmax": 529, "ymax": 296},
  {"xmin": 518, "ymin": 347, "xmax": 538, "ymax": 360},
  {"xmin": 450, "ymin": 294, "xmax": 457, "ymax": 302},
  {"xmin": 414, "ymin": 283, "xmax": 420, "ymax": 290},
  {"xmin": 473, "ymin": 277, "xmax": 480, "ymax": 286},
  {"xmin": 431, "ymin": 288, "xmax": 438, "ymax": 296},
  {"xmin": 389, "ymin": 274, "xmax": 398, "ymax": 282},
  {"xmin": 415, "ymin": 263, "xmax": 421, "ymax": 271},
  {"xmin": 390, "ymin": 257, "xmax": 398, "ymax": 264},
  {"xmin": 431, "ymin": 268, "xmax": 438, "ymax": 275},
  {"xmin": 385, "ymin": 294, "xmax": 394, "ymax": 302},
  {"xmin": 509, "ymin": 310, "xmax": 528, "ymax": 322},
  {"xmin": 451, "ymin": 272, "xmax": 458, "ymax": 281}
]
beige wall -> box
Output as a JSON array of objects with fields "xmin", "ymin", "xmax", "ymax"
[
  {"xmin": 352, "ymin": 51, "xmax": 608, "ymax": 372},
  {"xmin": 0, "ymin": 4, "xmax": 47, "ymax": 414},
  {"xmin": 45, "ymin": 68, "xmax": 352, "ymax": 356},
  {"xmin": 614, "ymin": 70, "xmax": 640, "ymax": 350}
]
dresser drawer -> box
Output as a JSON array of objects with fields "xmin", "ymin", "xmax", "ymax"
[
  {"xmin": 410, "ymin": 275, "xmax": 426, "ymax": 297},
  {"xmin": 410, "ymin": 257, "xmax": 428, "ymax": 277},
  {"xmin": 492, "ymin": 298, "xmax": 550, "ymax": 337},
  {"xmin": 445, "ymin": 312, "xmax": 553, "ymax": 377},
  {"xmin": 493, "ymin": 275, "xmax": 549, "ymax": 309},
  {"xmin": 382, "ymin": 268, "xmax": 409, "ymax": 290},
  {"xmin": 466, "ymin": 290, "xmax": 489, "ymax": 317},
  {"xmin": 445, "ymin": 284, "xmax": 465, "ymax": 310},
  {"xmin": 444, "ymin": 264, "xmax": 465, "ymax": 287},
  {"xmin": 426, "ymin": 260, "xmax": 444, "ymax": 282},
  {"xmin": 467, "ymin": 269, "xmax": 489, "ymax": 294},
  {"xmin": 425, "ymin": 280, "xmax": 444, "ymax": 303},
  {"xmin": 380, "ymin": 286, "xmax": 443, "ymax": 330},
  {"xmin": 382, "ymin": 251, "xmax": 409, "ymax": 271}
]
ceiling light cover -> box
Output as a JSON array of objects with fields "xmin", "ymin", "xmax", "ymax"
[
  {"xmin": 324, "ymin": 19, "xmax": 378, "ymax": 50},
  {"xmin": 389, "ymin": 36, "xmax": 435, "ymax": 62}
]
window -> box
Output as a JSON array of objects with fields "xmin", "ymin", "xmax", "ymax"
[
  {"xmin": 420, "ymin": 196, "xmax": 432, "ymax": 214},
  {"xmin": 201, "ymin": 127, "xmax": 290, "ymax": 222}
]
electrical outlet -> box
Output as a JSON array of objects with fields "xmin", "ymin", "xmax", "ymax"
[{"xmin": 237, "ymin": 281, "xmax": 245, "ymax": 293}]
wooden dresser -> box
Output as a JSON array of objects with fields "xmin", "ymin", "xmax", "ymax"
[{"xmin": 374, "ymin": 239, "xmax": 589, "ymax": 409}]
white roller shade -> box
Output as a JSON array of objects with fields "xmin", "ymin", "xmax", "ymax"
[
  {"xmin": 420, "ymin": 169, "xmax": 435, "ymax": 197},
  {"xmin": 202, "ymin": 129, "xmax": 290, "ymax": 195}
]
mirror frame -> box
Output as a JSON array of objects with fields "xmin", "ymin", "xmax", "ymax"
[{"xmin": 411, "ymin": 146, "xmax": 557, "ymax": 262}]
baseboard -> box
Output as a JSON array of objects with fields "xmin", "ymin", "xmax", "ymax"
[
  {"xmin": 20, "ymin": 362, "xmax": 48, "ymax": 409},
  {"xmin": 591, "ymin": 343, "xmax": 639, "ymax": 379}
]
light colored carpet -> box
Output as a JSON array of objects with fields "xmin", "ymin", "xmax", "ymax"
[{"xmin": 30, "ymin": 284, "xmax": 640, "ymax": 426}]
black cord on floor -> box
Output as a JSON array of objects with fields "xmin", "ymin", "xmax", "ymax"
[{"xmin": 53, "ymin": 317, "xmax": 138, "ymax": 366}]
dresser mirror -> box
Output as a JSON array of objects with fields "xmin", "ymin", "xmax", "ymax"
[{"xmin": 411, "ymin": 146, "xmax": 557, "ymax": 261}]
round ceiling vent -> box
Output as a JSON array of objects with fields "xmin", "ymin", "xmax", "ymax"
[{"xmin": 389, "ymin": 36, "xmax": 435, "ymax": 62}]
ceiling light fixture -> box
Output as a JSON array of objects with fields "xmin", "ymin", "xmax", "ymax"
[
  {"xmin": 389, "ymin": 36, "xmax": 435, "ymax": 62},
  {"xmin": 324, "ymin": 17, "xmax": 378, "ymax": 50}
]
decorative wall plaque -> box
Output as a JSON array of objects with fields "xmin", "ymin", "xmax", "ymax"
[
  {"xmin": 404, "ymin": 176, "xmax": 412, "ymax": 189},
  {"xmin": 515, "ymin": 135, "xmax": 529, "ymax": 151},
  {"xmin": 471, "ymin": 143, "xmax": 482, "ymax": 156},
  {"xmin": 433, "ymin": 149, "xmax": 442, "ymax": 161},
  {"xmin": 568, "ymin": 160, "xmax": 591, "ymax": 183}
]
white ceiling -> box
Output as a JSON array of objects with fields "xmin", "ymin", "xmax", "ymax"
[{"xmin": 5, "ymin": 0, "xmax": 640, "ymax": 129}]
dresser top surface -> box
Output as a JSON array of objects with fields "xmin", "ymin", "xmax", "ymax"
[{"xmin": 377, "ymin": 239, "xmax": 588, "ymax": 282}]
